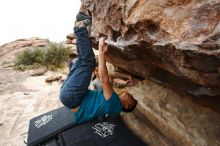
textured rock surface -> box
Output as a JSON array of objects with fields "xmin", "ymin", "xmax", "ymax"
[
  {"xmin": 30, "ymin": 67, "xmax": 47, "ymax": 76},
  {"xmin": 45, "ymin": 75, "xmax": 62, "ymax": 83},
  {"xmin": 122, "ymin": 80, "xmax": 220, "ymax": 146},
  {"xmin": 78, "ymin": 1, "xmax": 220, "ymax": 145},
  {"xmin": 80, "ymin": 0, "xmax": 220, "ymax": 111},
  {"xmin": 66, "ymin": 33, "xmax": 76, "ymax": 44}
]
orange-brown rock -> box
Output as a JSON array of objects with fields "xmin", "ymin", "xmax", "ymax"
[
  {"xmin": 45, "ymin": 75, "xmax": 62, "ymax": 83},
  {"xmin": 80, "ymin": 0, "xmax": 220, "ymax": 111},
  {"xmin": 30, "ymin": 68, "xmax": 47, "ymax": 76},
  {"xmin": 79, "ymin": 1, "xmax": 220, "ymax": 145},
  {"xmin": 66, "ymin": 33, "xmax": 76, "ymax": 44}
]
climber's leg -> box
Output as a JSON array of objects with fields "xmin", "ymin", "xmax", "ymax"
[{"xmin": 60, "ymin": 20, "xmax": 95, "ymax": 109}]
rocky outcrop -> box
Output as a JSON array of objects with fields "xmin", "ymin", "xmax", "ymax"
[
  {"xmin": 122, "ymin": 80, "xmax": 220, "ymax": 146},
  {"xmin": 66, "ymin": 33, "xmax": 76, "ymax": 44},
  {"xmin": 0, "ymin": 37, "xmax": 50, "ymax": 65},
  {"xmin": 79, "ymin": 0, "xmax": 220, "ymax": 111},
  {"xmin": 78, "ymin": 1, "xmax": 220, "ymax": 145}
]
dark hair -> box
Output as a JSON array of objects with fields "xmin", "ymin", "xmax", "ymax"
[{"xmin": 122, "ymin": 98, "xmax": 137, "ymax": 113}]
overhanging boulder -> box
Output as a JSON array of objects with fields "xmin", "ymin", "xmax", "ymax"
[{"xmin": 79, "ymin": 0, "xmax": 220, "ymax": 110}]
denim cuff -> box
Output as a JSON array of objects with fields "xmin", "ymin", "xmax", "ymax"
[{"xmin": 74, "ymin": 26, "xmax": 88, "ymax": 35}]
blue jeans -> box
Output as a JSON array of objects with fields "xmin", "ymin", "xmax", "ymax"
[{"xmin": 60, "ymin": 27, "xmax": 96, "ymax": 109}]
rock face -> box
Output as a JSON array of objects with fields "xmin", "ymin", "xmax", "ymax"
[
  {"xmin": 122, "ymin": 80, "xmax": 220, "ymax": 146},
  {"xmin": 79, "ymin": 1, "xmax": 220, "ymax": 145},
  {"xmin": 80, "ymin": 0, "xmax": 220, "ymax": 111},
  {"xmin": 0, "ymin": 37, "xmax": 50, "ymax": 65}
]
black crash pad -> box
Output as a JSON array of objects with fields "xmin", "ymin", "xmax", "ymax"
[
  {"xmin": 27, "ymin": 106, "xmax": 74, "ymax": 146},
  {"xmin": 27, "ymin": 107, "xmax": 148, "ymax": 146},
  {"xmin": 58, "ymin": 115, "xmax": 147, "ymax": 146},
  {"xmin": 42, "ymin": 139, "xmax": 58, "ymax": 146}
]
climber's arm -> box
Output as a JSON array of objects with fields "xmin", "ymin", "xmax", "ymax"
[{"xmin": 98, "ymin": 38, "xmax": 113, "ymax": 100}]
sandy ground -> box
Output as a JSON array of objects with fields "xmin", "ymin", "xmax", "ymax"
[
  {"xmin": 0, "ymin": 66, "xmax": 63, "ymax": 146},
  {"xmin": 0, "ymin": 41, "xmax": 102, "ymax": 146}
]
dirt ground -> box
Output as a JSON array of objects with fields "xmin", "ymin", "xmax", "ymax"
[{"xmin": 0, "ymin": 65, "xmax": 63, "ymax": 146}]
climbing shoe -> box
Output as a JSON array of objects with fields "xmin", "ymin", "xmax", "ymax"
[{"xmin": 74, "ymin": 12, "xmax": 92, "ymax": 34}]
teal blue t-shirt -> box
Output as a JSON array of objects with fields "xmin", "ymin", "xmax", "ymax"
[{"xmin": 73, "ymin": 89, "xmax": 122, "ymax": 125}]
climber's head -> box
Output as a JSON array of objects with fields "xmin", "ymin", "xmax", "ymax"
[{"xmin": 119, "ymin": 91, "xmax": 137, "ymax": 112}]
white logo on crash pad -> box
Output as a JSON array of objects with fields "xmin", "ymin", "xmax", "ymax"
[
  {"xmin": 92, "ymin": 122, "xmax": 116, "ymax": 138},
  {"xmin": 35, "ymin": 115, "xmax": 53, "ymax": 128}
]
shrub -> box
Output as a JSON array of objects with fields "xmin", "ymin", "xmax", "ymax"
[
  {"xmin": 43, "ymin": 43, "xmax": 70, "ymax": 68},
  {"xmin": 15, "ymin": 48, "xmax": 44, "ymax": 65},
  {"xmin": 14, "ymin": 43, "xmax": 71, "ymax": 71}
]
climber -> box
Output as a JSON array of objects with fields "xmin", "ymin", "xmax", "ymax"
[
  {"xmin": 59, "ymin": 12, "xmax": 137, "ymax": 125},
  {"xmin": 89, "ymin": 64, "xmax": 134, "ymax": 90}
]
